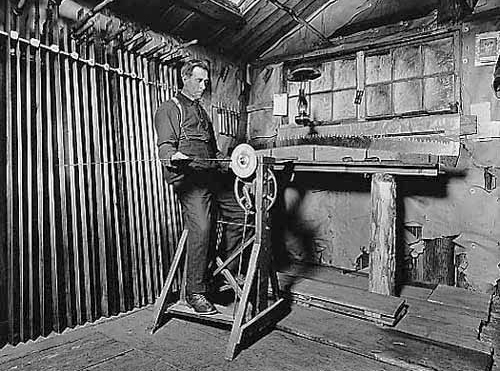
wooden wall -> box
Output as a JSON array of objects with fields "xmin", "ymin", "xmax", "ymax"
[{"xmin": 248, "ymin": 2, "xmax": 500, "ymax": 293}]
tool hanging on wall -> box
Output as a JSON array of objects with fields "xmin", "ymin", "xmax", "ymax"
[
  {"xmin": 141, "ymin": 40, "xmax": 167, "ymax": 58},
  {"xmin": 72, "ymin": 0, "xmax": 115, "ymax": 36},
  {"xmin": 13, "ymin": 0, "xmax": 27, "ymax": 15},
  {"xmin": 214, "ymin": 103, "xmax": 240, "ymax": 137},
  {"xmin": 127, "ymin": 33, "xmax": 152, "ymax": 53},
  {"xmin": 157, "ymin": 39, "xmax": 197, "ymax": 63}
]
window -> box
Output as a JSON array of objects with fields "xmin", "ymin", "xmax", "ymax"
[
  {"xmin": 284, "ymin": 34, "xmax": 458, "ymax": 126},
  {"xmin": 366, "ymin": 37, "xmax": 456, "ymax": 118}
]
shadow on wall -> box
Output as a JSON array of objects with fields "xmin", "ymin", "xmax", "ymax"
[{"xmin": 271, "ymin": 171, "xmax": 372, "ymax": 272}]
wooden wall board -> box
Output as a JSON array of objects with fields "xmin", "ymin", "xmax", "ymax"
[{"xmin": 277, "ymin": 304, "xmax": 493, "ymax": 371}]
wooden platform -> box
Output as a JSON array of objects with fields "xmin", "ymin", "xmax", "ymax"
[{"xmin": 166, "ymin": 301, "xmax": 235, "ymax": 325}]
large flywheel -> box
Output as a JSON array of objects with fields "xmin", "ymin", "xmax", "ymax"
[{"xmin": 231, "ymin": 144, "xmax": 277, "ymax": 212}]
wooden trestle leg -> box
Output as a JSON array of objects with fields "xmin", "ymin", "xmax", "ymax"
[
  {"xmin": 151, "ymin": 157, "xmax": 288, "ymax": 361},
  {"xmin": 368, "ymin": 173, "xmax": 397, "ymax": 296},
  {"xmin": 151, "ymin": 229, "xmax": 188, "ymax": 333}
]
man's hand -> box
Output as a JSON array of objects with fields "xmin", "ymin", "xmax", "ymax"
[
  {"xmin": 170, "ymin": 151, "xmax": 192, "ymax": 167},
  {"xmin": 171, "ymin": 151, "xmax": 190, "ymax": 161}
]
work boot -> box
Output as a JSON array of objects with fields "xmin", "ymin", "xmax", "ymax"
[{"xmin": 186, "ymin": 293, "xmax": 218, "ymax": 315}]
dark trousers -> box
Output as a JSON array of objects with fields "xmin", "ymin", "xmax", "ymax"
[{"xmin": 177, "ymin": 171, "xmax": 245, "ymax": 294}]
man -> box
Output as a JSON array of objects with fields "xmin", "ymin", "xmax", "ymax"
[{"xmin": 154, "ymin": 59, "xmax": 244, "ymax": 315}]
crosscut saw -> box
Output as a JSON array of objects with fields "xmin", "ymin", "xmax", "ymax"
[{"xmin": 263, "ymin": 114, "xmax": 462, "ymax": 165}]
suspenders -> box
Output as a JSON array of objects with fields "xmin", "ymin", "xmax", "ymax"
[{"xmin": 171, "ymin": 96, "xmax": 190, "ymax": 141}]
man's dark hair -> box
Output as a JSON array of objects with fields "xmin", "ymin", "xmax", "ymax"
[{"xmin": 181, "ymin": 59, "xmax": 210, "ymax": 78}]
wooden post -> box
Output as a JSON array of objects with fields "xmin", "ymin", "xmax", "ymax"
[{"xmin": 369, "ymin": 173, "xmax": 397, "ymax": 296}]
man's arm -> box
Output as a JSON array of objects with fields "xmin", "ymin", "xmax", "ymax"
[{"xmin": 154, "ymin": 102, "xmax": 181, "ymax": 166}]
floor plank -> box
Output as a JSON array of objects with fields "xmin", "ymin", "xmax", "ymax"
[
  {"xmin": 277, "ymin": 304, "xmax": 493, "ymax": 371},
  {"xmin": 97, "ymin": 306, "xmax": 407, "ymax": 371},
  {"xmin": 0, "ymin": 332, "xmax": 132, "ymax": 371},
  {"xmin": 428, "ymin": 285, "xmax": 491, "ymax": 321}
]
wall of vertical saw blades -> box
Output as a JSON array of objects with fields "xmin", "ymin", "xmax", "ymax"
[{"xmin": 0, "ymin": 2, "xmax": 185, "ymax": 345}]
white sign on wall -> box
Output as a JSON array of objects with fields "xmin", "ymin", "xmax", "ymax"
[
  {"xmin": 273, "ymin": 93, "xmax": 288, "ymax": 116},
  {"xmin": 475, "ymin": 31, "xmax": 500, "ymax": 66}
]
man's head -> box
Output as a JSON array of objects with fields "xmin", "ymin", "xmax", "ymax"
[{"xmin": 181, "ymin": 59, "xmax": 210, "ymax": 100}]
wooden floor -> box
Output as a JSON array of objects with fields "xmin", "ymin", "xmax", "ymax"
[
  {"xmin": 0, "ymin": 305, "xmax": 410, "ymax": 371},
  {"xmin": 0, "ymin": 264, "xmax": 495, "ymax": 371}
]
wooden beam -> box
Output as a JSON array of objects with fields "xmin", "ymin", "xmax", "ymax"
[
  {"xmin": 369, "ymin": 173, "xmax": 396, "ymax": 296},
  {"xmin": 437, "ymin": 0, "xmax": 475, "ymax": 23},
  {"xmin": 175, "ymin": 0, "xmax": 245, "ymax": 28},
  {"xmin": 464, "ymin": 0, "xmax": 480, "ymax": 10},
  {"xmin": 235, "ymin": 0, "xmax": 319, "ymax": 57},
  {"xmin": 254, "ymin": 13, "xmax": 446, "ymax": 67},
  {"xmin": 227, "ymin": 0, "xmax": 292, "ymax": 48},
  {"xmin": 267, "ymin": 0, "xmax": 330, "ymax": 44}
]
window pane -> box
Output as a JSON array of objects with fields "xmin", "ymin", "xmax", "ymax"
[
  {"xmin": 424, "ymin": 75, "xmax": 455, "ymax": 112},
  {"xmin": 333, "ymin": 59, "xmax": 356, "ymax": 89},
  {"xmin": 366, "ymin": 84, "xmax": 391, "ymax": 117},
  {"xmin": 311, "ymin": 61, "xmax": 334, "ymax": 92},
  {"xmin": 393, "ymin": 44, "xmax": 422, "ymax": 80},
  {"xmin": 333, "ymin": 89, "xmax": 356, "ymax": 120},
  {"xmin": 310, "ymin": 93, "xmax": 333, "ymax": 122},
  {"xmin": 423, "ymin": 38, "xmax": 454, "ymax": 75},
  {"xmin": 393, "ymin": 80, "xmax": 422, "ymax": 114},
  {"xmin": 366, "ymin": 53, "xmax": 391, "ymax": 84}
]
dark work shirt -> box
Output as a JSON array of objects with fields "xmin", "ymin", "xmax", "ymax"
[{"xmin": 154, "ymin": 92, "xmax": 224, "ymax": 171}]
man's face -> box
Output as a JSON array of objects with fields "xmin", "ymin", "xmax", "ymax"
[{"xmin": 183, "ymin": 66, "xmax": 209, "ymax": 100}]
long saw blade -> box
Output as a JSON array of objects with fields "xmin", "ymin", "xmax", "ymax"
[{"xmin": 369, "ymin": 136, "xmax": 460, "ymax": 156}]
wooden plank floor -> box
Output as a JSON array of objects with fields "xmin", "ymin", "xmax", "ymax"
[
  {"xmin": 0, "ymin": 264, "xmax": 494, "ymax": 371},
  {"xmin": 0, "ymin": 306, "xmax": 408, "ymax": 371},
  {"xmin": 278, "ymin": 264, "xmax": 494, "ymax": 371}
]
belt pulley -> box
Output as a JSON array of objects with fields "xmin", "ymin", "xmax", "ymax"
[{"xmin": 230, "ymin": 144, "xmax": 277, "ymax": 212}]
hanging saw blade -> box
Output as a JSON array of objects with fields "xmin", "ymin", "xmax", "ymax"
[
  {"xmin": 369, "ymin": 136, "xmax": 460, "ymax": 156},
  {"xmin": 275, "ymin": 132, "xmax": 459, "ymax": 156}
]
